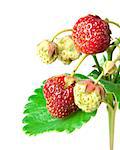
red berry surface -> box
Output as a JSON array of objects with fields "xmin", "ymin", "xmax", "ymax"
[
  {"xmin": 43, "ymin": 75, "xmax": 78, "ymax": 118},
  {"xmin": 72, "ymin": 15, "xmax": 111, "ymax": 54}
]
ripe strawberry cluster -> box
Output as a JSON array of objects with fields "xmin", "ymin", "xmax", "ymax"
[
  {"xmin": 37, "ymin": 15, "xmax": 111, "ymax": 65},
  {"xmin": 43, "ymin": 75, "xmax": 105, "ymax": 118},
  {"xmin": 38, "ymin": 14, "xmax": 112, "ymax": 118}
]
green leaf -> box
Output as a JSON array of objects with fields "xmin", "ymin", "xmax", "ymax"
[
  {"xmin": 74, "ymin": 73, "xmax": 89, "ymax": 79},
  {"xmin": 23, "ymin": 74, "xmax": 96, "ymax": 135},
  {"xmin": 116, "ymin": 76, "xmax": 120, "ymax": 83},
  {"xmin": 89, "ymin": 70, "xmax": 100, "ymax": 78},
  {"xmin": 89, "ymin": 70, "xmax": 120, "ymax": 107}
]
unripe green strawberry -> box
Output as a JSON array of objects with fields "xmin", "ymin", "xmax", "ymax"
[
  {"xmin": 74, "ymin": 80, "xmax": 105, "ymax": 112},
  {"xmin": 103, "ymin": 61, "xmax": 117, "ymax": 76},
  {"xmin": 57, "ymin": 35, "xmax": 80, "ymax": 64},
  {"xmin": 37, "ymin": 40, "xmax": 58, "ymax": 64}
]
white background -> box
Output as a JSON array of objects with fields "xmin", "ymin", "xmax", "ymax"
[{"xmin": 0, "ymin": 0, "xmax": 120, "ymax": 149}]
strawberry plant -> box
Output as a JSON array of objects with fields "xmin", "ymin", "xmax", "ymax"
[{"xmin": 23, "ymin": 14, "xmax": 120, "ymax": 150}]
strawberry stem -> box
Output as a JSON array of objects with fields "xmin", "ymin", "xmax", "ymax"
[
  {"xmin": 70, "ymin": 54, "xmax": 88, "ymax": 77},
  {"xmin": 93, "ymin": 55, "xmax": 102, "ymax": 73},
  {"xmin": 94, "ymin": 71, "xmax": 104, "ymax": 84},
  {"xmin": 51, "ymin": 29, "xmax": 73, "ymax": 42},
  {"xmin": 107, "ymin": 101, "xmax": 117, "ymax": 150},
  {"xmin": 113, "ymin": 65, "xmax": 120, "ymax": 83},
  {"xmin": 107, "ymin": 37, "xmax": 120, "ymax": 61},
  {"xmin": 105, "ymin": 18, "xmax": 120, "ymax": 28}
]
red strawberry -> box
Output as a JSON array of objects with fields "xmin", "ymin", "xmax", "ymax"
[
  {"xmin": 43, "ymin": 75, "xmax": 78, "ymax": 118},
  {"xmin": 72, "ymin": 14, "xmax": 111, "ymax": 54}
]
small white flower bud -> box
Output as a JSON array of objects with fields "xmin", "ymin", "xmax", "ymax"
[{"xmin": 103, "ymin": 61, "xmax": 117, "ymax": 76}]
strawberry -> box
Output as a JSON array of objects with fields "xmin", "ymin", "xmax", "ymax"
[
  {"xmin": 72, "ymin": 15, "xmax": 111, "ymax": 54},
  {"xmin": 57, "ymin": 35, "xmax": 80, "ymax": 64},
  {"xmin": 43, "ymin": 75, "xmax": 78, "ymax": 118},
  {"xmin": 36, "ymin": 40, "xmax": 58, "ymax": 64},
  {"xmin": 74, "ymin": 80, "xmax": 105, "ymax": 112}
]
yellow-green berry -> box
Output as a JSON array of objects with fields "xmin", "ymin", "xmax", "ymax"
[
  {"xmin": 74, "ymin": 80, "xmax": 105, "ymax": 112},
  {"xmin": 36, "ymin": 40, "xmax": 58, "ymax": 64},
  {"xmin": 57, "ymin": 35, "xmax": 80, "ymax": 64}
]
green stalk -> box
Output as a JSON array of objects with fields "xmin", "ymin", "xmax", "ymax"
[
  {"xmin": 113, "ymin": 65, "xmax": 120, "ymax": 83},
  {"xmin": 107, "ymin": 38, "xmax": 120, "ymax": 80},
  {"xmin": 105, "ymin": 18, "xmax": 120, "ymax": 28},
  {"xmin": 92, "ymin": 55, "xmax": 102, "ymax": 73},
  {"xmin": 94, "ymin": 71, "xmax": 104, "ymax": 84},
  {"xmin": 107, "ymin": 51, "xmax": 113, "ymax": 61},
  {"xmin": 107, "ymin": 102, "xmax": 117, "ymax": 150},
  {"xmin": 71, "ymin": 54, "xmax": 88, "ymax": 77},
  {"xmin": 107, "ymin": 37, "xmax": 120, "ymax": 61},
  {"xmin": 51, "ymin": 29, "xmax": 72, "ymax": 42},
  {"xmin": 107, "ymin": 45, "xmax": 115, "ymax": 61},
  {"xmin": 106, "ymin": 19, "xmax": 120, "ymax": 61},
  {"xmin": 108, "ymin": 20, "xmax": 120, "ymax": 28}
]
